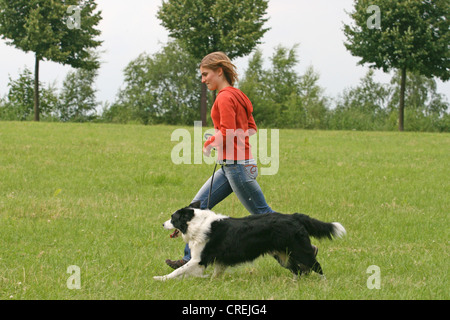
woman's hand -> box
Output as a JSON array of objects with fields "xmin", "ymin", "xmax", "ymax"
[{"xmin": 203, "ymin": 145, "xmax": 212, "ymax": 157}]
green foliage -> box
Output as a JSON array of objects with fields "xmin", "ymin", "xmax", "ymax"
[
  {"xmin": 0, "ymin": 65, "xmax": 100, "ymax": 122},
  {"xmin": 239, "ymin": 46, "xmax": 298, "ymax": 127},
  {"xmin": 0, "ymin": 67, "xmax": 59, "ymax": 121},
  {"xmin": 328, "ymin": 69, "xmax": 449, "ymax": 132},
  {"xmin": 389, "ymin": 70, "xmax": 449, "ymax": 131},
  {"xmin": 0, "ymin": 0, "xmax": 102, "ymax": 69},
  {"xmin": 58, "ymin": 67, "xmax": 99, "ymax": 122},
  {"xmin": 157, "ymin": 0, "xmax": 270, "ymax": 125},
  {"xmin": 0, "ymin": 0, "xmax": 103, "ymax": 120},
  {"xmin": 297, "ymin": 66, "xmax": 329, "ymax": 129},
  {"xmin": 157, "ymin": 0, "xmax": 270, "ymax": 59},
  {"xmin": 329, "ymin": 70, "xmax": 392, "ymax": 131},
  {"xmin": 389, "ymin": 70, "xmax": 449, "ymax": 116},
  {"xmin": 344, "ymin": 0, "xmax": 449, "ymax": 80},
  {"xmin": 1, "ymin": 1, "xmax": 447, "ymax": 132},
  {"xmin": 99, "ymin": 43, "xmax": 447, "ymax": 131},
  {"xmin": 103, "ymin": 41, "xmax": 203, "ymax": 125},
  {"xmin": 2, "ymin": 68, "xmax": 35, "ymax": 121},
  {"xmin": 239, "ymin": 46, "xmax": 328, "ymax": 129},
  {"xmin": 343, "ymin": 0, "xmax": 449, "ymax": 130},
  {"xmin": 237, "ymin": 49, "xmax": 269, "ymax": 123}
]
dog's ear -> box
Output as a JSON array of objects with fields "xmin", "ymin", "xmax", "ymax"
[
  {"xmin": 188, "ymin": 200, "xmax": 201, "ymax": 209},
  {"xmin": 177, "ymin": 208, "xmax": 195, "ymax": 233}
]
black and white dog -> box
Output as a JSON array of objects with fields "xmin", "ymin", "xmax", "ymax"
[{"xmin": 153, "ymin": 202, "xmax": 346, "ymax": 281}]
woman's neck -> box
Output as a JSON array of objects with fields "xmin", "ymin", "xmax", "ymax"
[{"xmin": 217, "ymin": 82, "xmax": 231, "ymax": 92}]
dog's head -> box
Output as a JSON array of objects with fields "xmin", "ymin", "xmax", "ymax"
[{"xmin": 163, "ymin": 201, "xmax": 201, "ymax": 238}]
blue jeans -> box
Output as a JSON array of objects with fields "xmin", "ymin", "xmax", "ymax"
[{"xmin": 183, "ymin": 159, "xmax": 274, "ymax": 261}]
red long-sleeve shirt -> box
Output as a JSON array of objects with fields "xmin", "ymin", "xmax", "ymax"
[{"xmin": 204, "ymin": 87, "xmax": 257, "ymax": 161}]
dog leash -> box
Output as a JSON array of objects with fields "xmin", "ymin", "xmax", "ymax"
[
  {"xmin": 206, "ymin": 161, "xmax": 218, "ymax": 210},
  {"xmin": 204, "ymin": 133, "xmax": 217, "ymax": 210}
]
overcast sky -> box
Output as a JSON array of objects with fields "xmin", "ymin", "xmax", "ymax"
[{"xmin": 0, "ymin": 0, "xmax": 448, "ymax": 106}]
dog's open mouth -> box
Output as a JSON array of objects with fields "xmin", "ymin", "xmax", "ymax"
[{"xmin": 170, "ymin": 229, "xmax": 180, "ymax": 238}]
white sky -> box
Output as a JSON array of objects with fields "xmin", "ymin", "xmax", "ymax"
[{"xmin": 0, "ymin": 0, "xmax": 448, "ymax": 105}]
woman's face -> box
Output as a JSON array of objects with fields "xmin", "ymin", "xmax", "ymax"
[{"xmin": 200, "ymin": 66, "xmax": 223, "ymax": 91}]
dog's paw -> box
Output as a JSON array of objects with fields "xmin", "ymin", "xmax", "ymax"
[{"xmin": 153, "ymin": 275, "xmax": 167, "ymax": 281}]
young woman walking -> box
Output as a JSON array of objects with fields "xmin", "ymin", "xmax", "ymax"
[{"xmin": 165, "ymin": 52, "xmax": 316, "ymax": 269}]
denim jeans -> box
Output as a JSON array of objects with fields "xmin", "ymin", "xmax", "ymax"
[{"xmin": 183, "ymin": 159, "xmax": 274, "ymax": 261}]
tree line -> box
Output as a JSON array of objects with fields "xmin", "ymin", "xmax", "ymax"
[
  {"xmin": 0, "ymin": 0, "xmax": 448, "ymax": 131},
  {"xmin": 1, "ymin": 40, "xmax": 448, "ymax": 131}
]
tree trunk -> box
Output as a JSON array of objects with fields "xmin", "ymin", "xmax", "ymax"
[
  {"xmin": 34, "ymin": 54, "xmax": 40, "ymax": 122},
  {"xmin": 398, "ymin": 67, "xmax": 406, "ymax": 131},
  {"xmin": 201, "ymin": 82, "xmax": 207, "ymax": 126}
]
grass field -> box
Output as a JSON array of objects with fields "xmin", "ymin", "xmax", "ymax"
[{"xmin": 0, "ymin": 121, "xmax": 448, "ymax": 300}]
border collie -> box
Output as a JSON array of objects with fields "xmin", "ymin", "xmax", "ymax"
[{"xmin": 153, "ymin": 201, "xmax": 346, "ymax": 281}]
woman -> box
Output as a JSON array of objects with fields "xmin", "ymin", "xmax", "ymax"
[{"xmin": 165, "ymin": 52, "xmax": 315, "ymax": 269}]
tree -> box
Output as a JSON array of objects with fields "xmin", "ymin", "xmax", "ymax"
[
  {"xmin": 265, "ymin": 45, "xmax": 301, "ymax": 127},
  {"xmin": 239, "ymin": 49, "xmax": 270, "ymax": 124},
  {"xmin": 240, "ymin": 46, "xmax": 301, "ymax": 127},
  {"xmin": 298, "ymin": 66, "xmax": 329, "ymax": 129},
  {"xmin": 106, "ymin": 41, "xmax": 202, "ymax": 125},
  {"xmin": 1, "ymin": 66, "xmax": 59, "ymax": 121},
  {"xmin": 240, "ymin": 45, "xmax": 329, "ymax": 129},
  {"xmin": 157, "ymin": 0, "xmax": 270, "ymax": 126},
  {"xmin": 59, "ymin": 67, "xmax": 99, "ymax": 122},
  {"xmin": 343, "ymin": 0, "xmax": 449, "ymax": 131},
  {"xmin": 389, "ymin": 70, "xmax": 449, "ymax": 131},
  {"xmin": 4, "ymin": 67, "xmax": 35, "ymax": 121},
  {"xmin": 0, "ymin": 0, "xmax": 102, "ymax": 121},
  {"xmin": 330, "ymin": 70, "xmax": 391, "ymax": 131}
]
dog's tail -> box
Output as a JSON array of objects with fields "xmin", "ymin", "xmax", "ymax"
[{"xmin": 294, "ymin": 213, "xmax": 346, "ymax": 240}]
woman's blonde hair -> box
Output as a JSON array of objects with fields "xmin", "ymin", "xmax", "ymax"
[{"xmin": 200, "ymin": 52, "xmax": 238, "ymax": 86}]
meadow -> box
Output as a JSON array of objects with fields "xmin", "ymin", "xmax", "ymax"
[{"xmin": 0, "ymin": 121, "xmax": 448, "ymax": 300}]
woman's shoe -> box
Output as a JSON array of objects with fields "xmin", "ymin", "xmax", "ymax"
[{"xmin": 165, "ymin": 259, "xmax": 187, "ymax": 269}]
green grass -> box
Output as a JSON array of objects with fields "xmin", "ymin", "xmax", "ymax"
[{"xmin": 0, "ymin": 121, "xmax": 448, "ymax": 299}]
